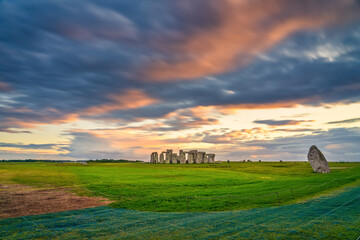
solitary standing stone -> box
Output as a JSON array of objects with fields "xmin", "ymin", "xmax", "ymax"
[{"xmin": 307, "ymin": 145, "xmax": 331, "ymax": 173}]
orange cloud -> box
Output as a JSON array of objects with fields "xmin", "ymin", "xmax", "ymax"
[
  {"xmin": 214, "ymin": 97, "xmax": 321, "ymax": 114},
  {"xmin": 3, "ymin": 113, "xmax": 79, "ymax": 130},
  {"xmin": 142, "ymin": 0, "xmax": 360, "ymax": 81},
  {"xmin": 81, "ymin": 89, "xmax": 159, "ymax": 116},
  {"xmin": 1, "ymin": 89, "xmax": 158, "ymax": 132}
]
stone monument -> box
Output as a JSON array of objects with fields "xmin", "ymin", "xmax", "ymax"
[
  {"xmin": 307, "ymin": 145, "xmax": 331, "ymax": 173},
  {"xmin": 150, "ymin": 152, "xmax": 158, "ymax": 163},
  {"xmin": 150, "ymin": 149, "xmax": 215, "ymax": 164}
]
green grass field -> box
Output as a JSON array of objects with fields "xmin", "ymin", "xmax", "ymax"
[
  {"xmin": 1, "ymin": 161, "xmax": 360, "ymax": 212},
  {"xmin": 2, "ymin": 186, "xmax": 360, "ymax": 239}
]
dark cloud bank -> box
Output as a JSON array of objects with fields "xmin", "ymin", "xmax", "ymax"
[
  {"xmin": 0, "ymin": 0, "xmax": 360, "ymax": 160},
  {"xmin": 1, "ymin": 0, "xmax": 360, "ymax": 129}
]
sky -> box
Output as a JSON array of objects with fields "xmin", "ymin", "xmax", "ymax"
[{"xmin": 0, "ymin": 0, "xmax": 360, "ymax": 161}]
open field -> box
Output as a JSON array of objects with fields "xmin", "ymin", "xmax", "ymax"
[
  {"xmin": 1, "ymin": 185, "xmax": 360, "ymax": 239},
  {"xmin": 1, "ymin": 161, "xmax": 360, "ymax": 212},
  {"xmin": 1, "ymin": 161, "xmax": 360, "ymax": 239}
]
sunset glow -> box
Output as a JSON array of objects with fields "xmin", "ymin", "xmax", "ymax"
[{"xmin": 1, "ymin": 0, "xmax": 360, "ymax": 161}]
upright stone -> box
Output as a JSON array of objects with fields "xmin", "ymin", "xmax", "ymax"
[
  {"xmin": 160, "ymin": 152, "xmax": 166, "ymax": 163},
  {"xmin": 165, "ymin": 149, "xmax": 173, "ymax": 163},
  {"xmin": 179, "ymin": 150, "xmax": 186, "ymax": 164},
  {"xmin": 202, "ymin": 152, "xmax": 206, "ymax": 163},
  {"xmin": 209, "ymin": 154, "xmax": 215, "ymax": 163},
  {"xmin": 171, "ymin": 153, "xmax": 178, "ymax": 164},
  {"xmin": 206, "ymin": 154, "xmax": 214, "ymax": 163},
  {"xmin": 307, "ymin": 145, "xmax": 331, "ymax": 173},
  {"xmin": 150, "ymin": 152, "xmax": 158, "ymax": 163},
  {"xmin": 188, "ymin": 152, "xmax": 195, "ymax": 164},
  {"xmin": 154, "ymin": 152, "xmax": 158, "ymax": 163},
  {"xmin": 190, "ymin": 150, "xmax": 198, "ymax": 163},
  {"xmin": 150, "ymin": 153, "xmax": 154, "ymax": 163},
  {"xmin": 196, "ymin": 152, "xmax": 204, "ymax": 163}
]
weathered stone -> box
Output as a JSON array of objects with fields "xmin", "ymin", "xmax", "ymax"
[
  {"xmin": 207, "ymin": 154, "xmax": 215, "ymax": 163},
  {"xmin": 154, "ymin": 152, "xmax": 158, "ymax": 163},
  {"xmin": 165, "ymin": 149, "xmax": 172, "ymax": 163},
  {"xmin": 160, "ymin": 152, "xmax": 166, "ymax": 163},
  {"xmin": 150, "ymin": 152, "xmax": 158, "ymax": 163},
  {"xmin": 196, "ymin": 152, "xmax": 205, "ymax": 163},
  {"xmin": 150, "ymin": 153, "xmax": 154, "ymax": 163},
  {"xmin": 202, "ymin": 152, "xmax": 207, "ymax": 163},
  {"xmin": 171, "ymin": 153, "xmax": 178, "ymax": 164},
  {"xmin": 307, "ymin": 145, "xmax": 331, "ymax": 173},
  {"xmin": 190, "ymin": 150, "xmax": 197, "ymax": 160},
  {"xmin": 187, "ymin": 152, "xmax": 195, "ymax": 164},
  {"xmin": 179, "ymin": 150, "xmax": 186, "ymax": 164}
]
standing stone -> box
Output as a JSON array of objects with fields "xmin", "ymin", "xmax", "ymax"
[
  {"xmin": 188, "ymin": 152, "xmax": 195, "ymax": 164},
  {"xmin": 202, "ymin": 152, "xmax": 207, "ymax": 163},
  {"xmin": 160, "ymin": 152, "xmax": 165, "ymax": 163},
  {"xmin": 208, "ymin": 154, "xmax": 215, "ymax": 163},
  {"xmin": 154, "ymin": 152, "xmax": 159, "ymax": 163},
  {"xmin": 179, "ymin": 150, "xmax": 186, "ymax": 164},
  {"xmin": 307, "ymin": 145, "xmax": 331, "ymax": 173},
  {"xmin": 150, "ymin": 152, "xmax": 158, "ymax": 163},
  {"xmin": 196, "ymin": 152, "xmax": 204, "ymax": 163},
  {"xmin": 150, "ymin": 153, "xmax": 154, "ymax": 163},
  {"xmin": 165, "ymin": 149, "xmax": 172, "ymax": 163},
  {"xmin": 171, "ymin": 153, "xmax": 178, "ymax": 164},
  {"xmin": 189, "ymin": 150, "xmax": 197, "ymax": 164}
]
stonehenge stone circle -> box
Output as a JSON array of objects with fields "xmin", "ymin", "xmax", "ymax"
[
  {"xmin": 307, "ymin": 145, "xmax": 331, "ymax": 173},
  {"xmin": 150, "ymin": 149, "xmax": 215, "ymax": 164}
]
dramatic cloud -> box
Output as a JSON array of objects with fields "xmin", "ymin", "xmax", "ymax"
[
  {"xmin": 0, "ymin": 0, "xmax": 359, "ymax": 160},
  {"xmin": 143, "ymin": 0, "xmax": 360, "ymax": 81},
  {"xmin": 80, "ymin": 89, "xmax": 159, "ymax": 116},
  {"xmin": 1, "ymin": 0, "xmax": 360, "ymax": 128}
]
